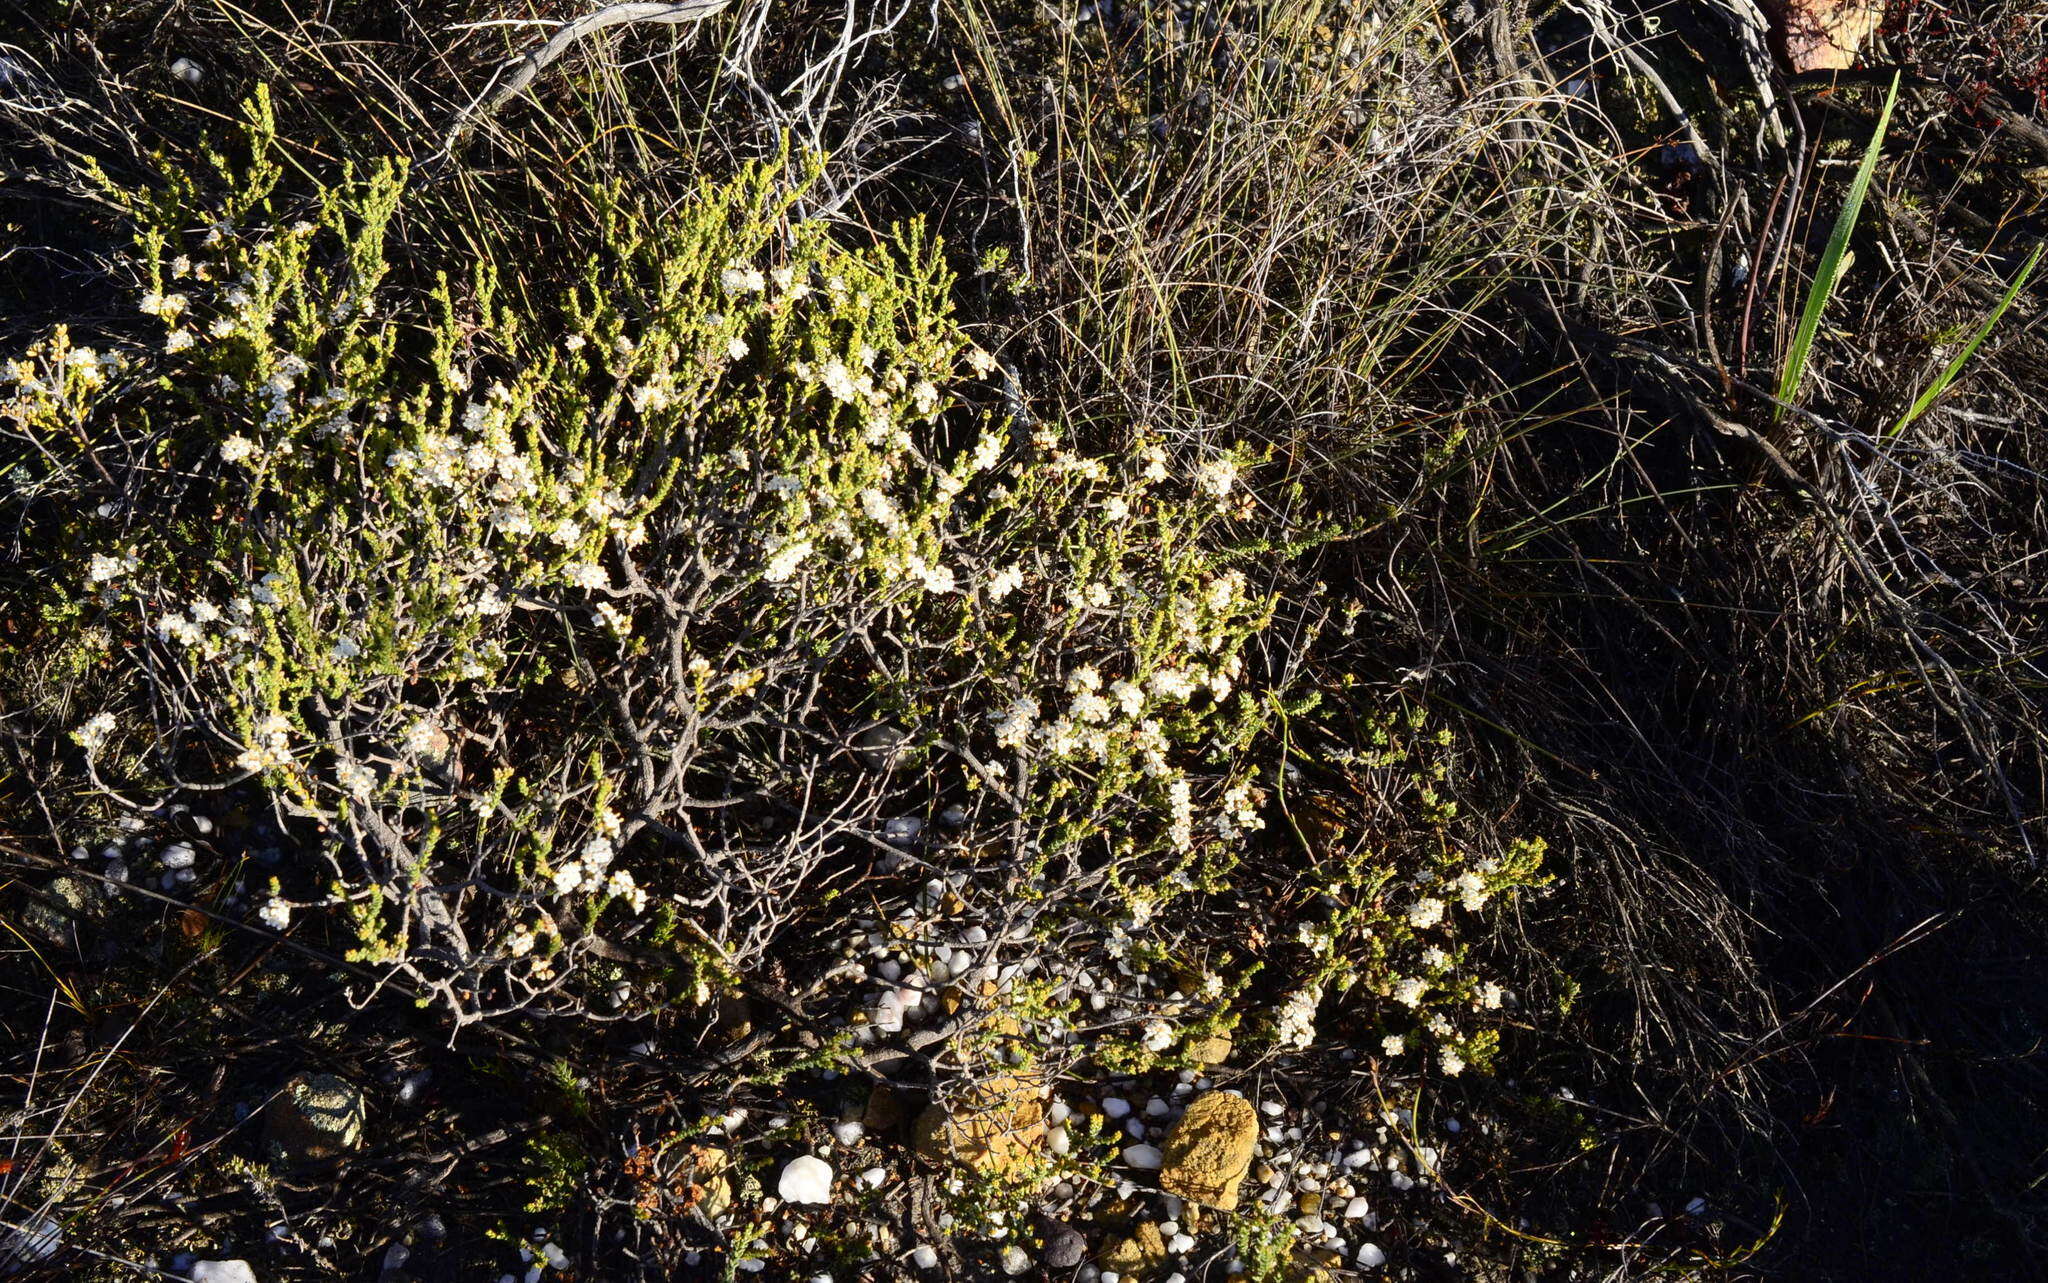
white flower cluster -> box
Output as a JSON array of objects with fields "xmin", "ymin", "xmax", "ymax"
[
  {"xmin": 1216, "ymin": 778, "xmax": 1265, "ymax": 840},
  {"xmin": 548, "ymin": 835, "xmax": 649, "ymax": 913},
  {"xmin": 1275, "ymin": 983, "xmax": 1323, "ymax": 1049},
  {"xmin": 235, "ymin": 712, "xmax": 294, "ymax": 773},
  {"xmin": 88, "ymin": 551, "xmax": 138, "ymax": 584},
  {"xmin": 72, "ymin": 712, "xmax": 116, "ymax": 755},
  {"xmin": 1407, "ymin": 896, "xmax": 1446, "ymax": 929}
]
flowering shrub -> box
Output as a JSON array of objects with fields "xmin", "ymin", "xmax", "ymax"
[{"xmin": 3, "ymin": 90, "xmax": 1280, "ymax": 1026}]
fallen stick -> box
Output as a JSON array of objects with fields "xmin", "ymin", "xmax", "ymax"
[{"xmin": 442, "ymin": 0, "xmax": 732, "ymax": 149}]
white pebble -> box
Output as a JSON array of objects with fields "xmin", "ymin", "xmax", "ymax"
[
  {"xmin": 778, "ymin": 1155, "xmax": 834, "ymax": 1204},
  {"xmin": 1102, "ymin": 1096, "xmax": 1132, "ymax": 1119},
  {"xmin": 1344, "ymin": 1196, "xmax": 1371, "ymax": 1219},
  {"xmin": 831, "ymin": 1119, "xmax": 865, "ymax": 1146},
  {"xmin": 1123, "ymin": 1144, "xmax": 1164, "ymax": 1170},
  {"xmin": 872, "ymin": 990, "xmax": 905, "ymax": 1033},
  {"xmin": 1356, "ymin": 1242, "xmax": 1387, "ymax": 1267},
  {"xmin": 911, "ymin": 1245, "xmax": 940, "ymax": 1270},
  {"xmin": 189, "ymin": 1263, "xmax": 258, "ymax": 1283}
]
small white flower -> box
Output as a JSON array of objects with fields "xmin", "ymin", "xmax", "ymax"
[
  {"xmin": 911, "ymin": 559, "xmax": 956, "ymax": 594},
  {"xmin": 579, "ymin": 836, "xmax": 616, "ymax": 871},
  {"xmin": 72, "ymin": 712, "xmax": 116, "ymax": 754},
  {"xmin": 1407, "ymin": 897, "xmax": 1446, "ymax": 930},
  {"xmin": 858, "ymin": 488, "xmax": 901, "ymax": 530},
  {"xmin": 1069, "ymin": 691, "xmax": 1112, "ymax": 724},
  {"xmin": 820, "ymin": 359, "xmax": 862, "ymax": 404},
  {"xmin": 1138, "ymin": 444, "xmax": 1170, "ymax": 483},
  {"xmin": 402, "ymin": 719, "xmax": 444, "ymax": 757},
  {"xmin": 720, "ymin": 264, "xmax": 767, "ymax": 292},
  {"xmin": 336, "ymin": 760, "xmax": 376, "ymax": 798},
  {"xmin": 1455, "ymin": 869, "xmax": 1490, "ymax": 911},
  {"xmin": 991, "ymin": 696, "xmax": 1039, "ymax": 749},
  {"xmin": 1195, "ymin": 456, "xmax": 1239, "ymax": 497},
  {"xmin": 1393, "ymin": 976, "xmax": 1427, "ymax": 1007},
  {"xmin": 1146, "ymin": 667, "xmax": 1196, "ymax": 701},
  {"xmin": 727, "ymin": 336, "xmax": 749, "ymax": 361},
  {"xmin": 563, "ymin": 561, "xmax": 610, "ymax": 591},
  {"xmin": 156, "ymin": 613, "xmax": 202, "ymax": 645},
  {"xmin": 984, "ymin": 563, "xmax": 1024, "ymax": 600},
  {"xmin": 552, "ymin": 861, "xmax": 588, "ymax": 895},
  {"xmin": 1381, "ymin": 1034, "xmax": 1406, "ymax": 1056},
  {"xmin": 87, "ymin": 552, "xmax": 135, "ymax": 584},
  {"xmin": 257, "ymin": 897, "xmax": 291, "ymax": 931},
  {"xmin": 628, "ymin": 383, "xmax": 672, "ymax": 415},
  {"xmin": 605, "ymin": 868, "xmax": 648, "ymax": 913},
  {"xmin": 1478, "ymin": 981, "xmax": 1505, "ymax": 1010},
  {"xmin": 1440, "ymin": 1049, "xmax": 1465, "ymax": 1076},
  {"xmin": 1140, "ymin": 1019, "xmax": 1174, "ymax": 1052},
  {"xmin": 1274, "ymin": 983, "xmax": 1322, "ymax": 1049},
  {"xmin": 763, "ymin": 537, "xmax": 814, "ymax": 583}
]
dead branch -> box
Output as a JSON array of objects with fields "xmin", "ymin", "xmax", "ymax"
[{"xmin": 441, "ymin": 0, "xmax": 732, "ymax": 151}]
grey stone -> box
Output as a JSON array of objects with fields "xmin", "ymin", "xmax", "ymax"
[{"xmin": 265, "ymin": 1073, "xmax": 367, "ymax": 1166}]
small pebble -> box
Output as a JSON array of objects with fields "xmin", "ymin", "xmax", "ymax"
[{"xmin": 778, "ymin": 1155, "xmax": 833, "ymax": 1204}]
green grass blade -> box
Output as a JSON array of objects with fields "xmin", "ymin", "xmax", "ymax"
[
  {"xmin": 1774, "ymin": 72, "xmax": 1901, "ymax": 422},
  {"xmin": 1888, "ymin": 241, "xmax": 2045, "ymax": 436}
]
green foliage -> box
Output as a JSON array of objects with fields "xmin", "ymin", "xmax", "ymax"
[
  {"xmin": 4, "ymin": 91, "xmax": 1296, "ymax": 1030},
  {"xmin": 520, "ymin": 1132, "xmax": 587, "ymax": 1215},
  {"xmin": 1231, "ymin": 1206, "xmax": 1301, "ymax": 1282},
  {"xmin": 1891, "ymin": 241, "xmax": 2045, "ymax": 435},
  {"xmin": 1775, "ymin": 73, "xmax": 1900, "ymax": 419}
]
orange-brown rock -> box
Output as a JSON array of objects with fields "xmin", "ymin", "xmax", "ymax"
[
  {"xmin": 913, "ymin": 1073, "xmax": 1046, "ymax": 1177},
  {"xmin": 1158, "ymin": 1091, "xmax": 1258, "ymax": 1210}
]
